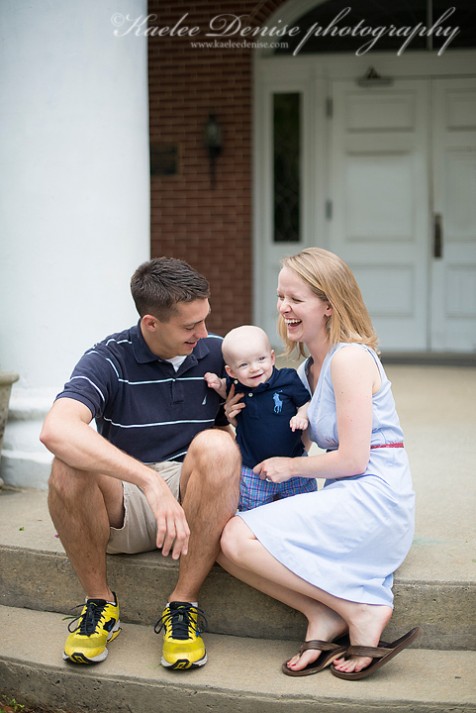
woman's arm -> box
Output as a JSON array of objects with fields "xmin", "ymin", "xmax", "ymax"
[{"xmin": 254, "ymin": 347, "xmax": 379, "ymax": 482}]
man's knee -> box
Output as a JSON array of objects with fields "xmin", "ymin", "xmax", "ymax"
[
  {"xmin": 189, "ymin": 429, "xmax": 240, "ymax": 471},
  {"xmin": 48, "ymin": 458, "xmax": 88, "ymax": 498},
  {"xmin": 49, "ymin": 457, "xmax": 69, "ymax": 489}
]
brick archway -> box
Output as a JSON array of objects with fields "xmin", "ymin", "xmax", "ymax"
[{"xmin": 147, "ymin": 1, "xmax": 289, "ymax": 335}]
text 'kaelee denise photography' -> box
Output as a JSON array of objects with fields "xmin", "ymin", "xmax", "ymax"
[{"xmin": 111, "ymin": 8, "xmax": 460, "ymax": 56}]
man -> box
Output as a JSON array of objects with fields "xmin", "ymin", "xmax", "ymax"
[{"xmin": 40, "ymin": 257, "xmax": 241, "ymax": 670}]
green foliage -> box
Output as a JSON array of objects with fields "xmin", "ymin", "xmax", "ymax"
[{"xmin": 0, "ymin": 698, "xmax": 25, "ymax": 713}]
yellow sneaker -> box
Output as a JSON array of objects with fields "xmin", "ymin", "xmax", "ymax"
[
  {"xmin": 63, "ymin": 593, "xmax": 121, "ymax": 664},
  {"xmin": 155, "ymin": 601, "xmax": 207, "ymax": 670}
]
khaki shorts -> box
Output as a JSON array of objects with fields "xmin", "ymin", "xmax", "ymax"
[{"xmin": 106, "ymin": 461, "xmax": 182, "ymax": 555}]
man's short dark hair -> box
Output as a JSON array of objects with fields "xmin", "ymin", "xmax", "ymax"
[{"xmin": 131, "ymin": 257, "xmax": 210, "ymax": 321}]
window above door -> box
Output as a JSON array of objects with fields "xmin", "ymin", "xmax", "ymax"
[{"xmin": 274, "ymin": 0, "xmax": 476, "ymax": 55}]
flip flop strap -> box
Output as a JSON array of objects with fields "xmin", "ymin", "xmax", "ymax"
[
  {"xmin": 300, "ymin": 640, "xmax": 344, "ymax": 654},
  {"xmin": 345, "ymin": 644, "xmax": 389, "ymax": 658}
]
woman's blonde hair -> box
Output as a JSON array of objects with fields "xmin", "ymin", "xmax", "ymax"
[{"xmin": 278, "ymin": 247, "xmax": 379, "ymax": 357}]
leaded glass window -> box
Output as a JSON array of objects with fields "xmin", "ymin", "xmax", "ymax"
[
  {"xmin": 273, "ymin": 93, "xmax": 301, "ymax": 243},
  {"xmin": 275, "ymin": 0, "xmax": 475, "ymax": 55}
]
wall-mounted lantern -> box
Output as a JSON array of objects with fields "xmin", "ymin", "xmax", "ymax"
[{"xmin": 204, "ymin": 114, "xmax": 222, "ymax": 189}]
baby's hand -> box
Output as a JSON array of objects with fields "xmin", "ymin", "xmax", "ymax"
[
  {"xmin": 290, "ymin": 415, "xmax": 309, "ymax": 432},
  {"xmin": 204, "ymin": 372, "xmax": 220, "ymax": 389},
  {"xmin": 204, "ymin": 372, "xmax": 227, "ymax": 399}
]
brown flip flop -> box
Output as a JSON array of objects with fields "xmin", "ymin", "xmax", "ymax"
[
  {"xmin": 282, "ymin": 636, "xmax": 348, "ymax": 676},
  {"xmin": 330, "ymin": 626, "xmax": 422, "ymax": 680}
]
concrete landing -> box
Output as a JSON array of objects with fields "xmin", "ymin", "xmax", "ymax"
[
  {"xmin": 0, "ymin": 487, "xmax": 475, "ymax": 650},
  {"xmin": 1, "ymin": 606, "xmax": 475, "ymax": 713},
  {"xmin": 1, "ymin": 364, "xmax": 475, "ymax": 711}
]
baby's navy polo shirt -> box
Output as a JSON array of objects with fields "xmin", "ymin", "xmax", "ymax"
[
  {"xmin": 56, "ymin": 323, "xmax": 227, "ymax": 463},
  {"xmin": 231, "ymin": 367, "xmax": 311, "ymax": 468}
]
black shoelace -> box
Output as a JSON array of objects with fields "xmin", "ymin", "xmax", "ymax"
[
  {"xmin": 154, "ymin": 603, "xmax": 207, "ymax": 640},
  {"xmin": 64, "ymin": 599, "xmax": 108, "ymax": 635}
]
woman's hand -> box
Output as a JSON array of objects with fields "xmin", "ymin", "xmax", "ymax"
[
  {"xmin": 224, "ymin": 382, "xmax": 246, "ymax": 427},
  {"xmin": 253, "ymin": 457, "xmax": 294, "ymax": 484}
]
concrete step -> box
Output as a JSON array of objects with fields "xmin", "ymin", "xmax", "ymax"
[
  {"xmin": 1, "ymin": 605, "xmax": 475, "ymax": 713},
  {"xmin": 1, "ymin": 488, "xmax": 475, "ymax": 651}
]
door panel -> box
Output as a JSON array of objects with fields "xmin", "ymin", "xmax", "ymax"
[
  {"xmin": 329, "ymin": 80, "xmax": 430, "ymax": 351},
  {"xmin": 431, "ymin": 79, "xmax": 476, "ymax": 352}
]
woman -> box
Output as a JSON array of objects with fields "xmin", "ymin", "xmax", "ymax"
[{"xmin": 219, "ymin": 247, "xmax": 419, "ymax": 680}]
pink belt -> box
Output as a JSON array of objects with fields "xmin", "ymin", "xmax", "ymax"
[{"xmin": 371, "ymin": 442, "xmax": 404, "ymax": 449}]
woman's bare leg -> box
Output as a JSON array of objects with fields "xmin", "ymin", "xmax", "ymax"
[
  {"xmin": 220, "ymin": 516, "xmax": 392, "ymax": 673},
  {"xmin": 218, "ymin": 547, "xmax": 347, "ymax": 671}
]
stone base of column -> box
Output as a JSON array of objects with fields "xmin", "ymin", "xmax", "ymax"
[{"xmin": 0, "ymin": 389, "xmax": 56, "ymax": 489}]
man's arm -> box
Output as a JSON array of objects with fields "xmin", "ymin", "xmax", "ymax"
[
  {"xmin": 41, "ymin": 397, "xmax": 157, "ymax": 483},
  {"xmin": 40, "ymin": 397, "xmax": 190, "ymax": 558}
]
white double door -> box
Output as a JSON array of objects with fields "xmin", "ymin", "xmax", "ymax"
[
  {"xmin": 258, "ymin": 67, "xmax": 476, "ymax": 353},
  {"xmin": 330, "ymin": 75, "xmax": 476, "ymax": 352}
]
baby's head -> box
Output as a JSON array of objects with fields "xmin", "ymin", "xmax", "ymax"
[{"xmin": 222, "ymin": 325, "xmax": 275, "ymax": 388}]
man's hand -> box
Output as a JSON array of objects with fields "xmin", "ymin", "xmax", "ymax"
[
  {"xmin": 224, "ymin": 382, "xmax": 246, "ymax": 427},
  {"xmin": 142, "ymin": 479, "xmax": 190, "ymax": 560}
]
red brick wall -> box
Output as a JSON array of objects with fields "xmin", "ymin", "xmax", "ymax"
[{"xmin": 148, "ymin": 0, "xmax": 284, "ymax": 336}]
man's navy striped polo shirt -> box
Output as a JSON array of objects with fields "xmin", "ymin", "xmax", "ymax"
[{"xmin": 56, "ymin": 322, "xmax": 227, "ymax": 463}]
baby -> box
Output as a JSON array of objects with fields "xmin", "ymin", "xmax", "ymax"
[{"xmin": 205, "ymin": 325, "xmax": 317, "ymax": 511}]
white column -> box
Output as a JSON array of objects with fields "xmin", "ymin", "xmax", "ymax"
[{"xmin": 0, "ymin": 0, "xmax": 150, "ymax": 487}]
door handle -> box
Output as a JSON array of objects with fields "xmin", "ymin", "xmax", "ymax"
[{"xmin": 434, "ymin": 213, "xmax": 443, "ymax": 259}]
